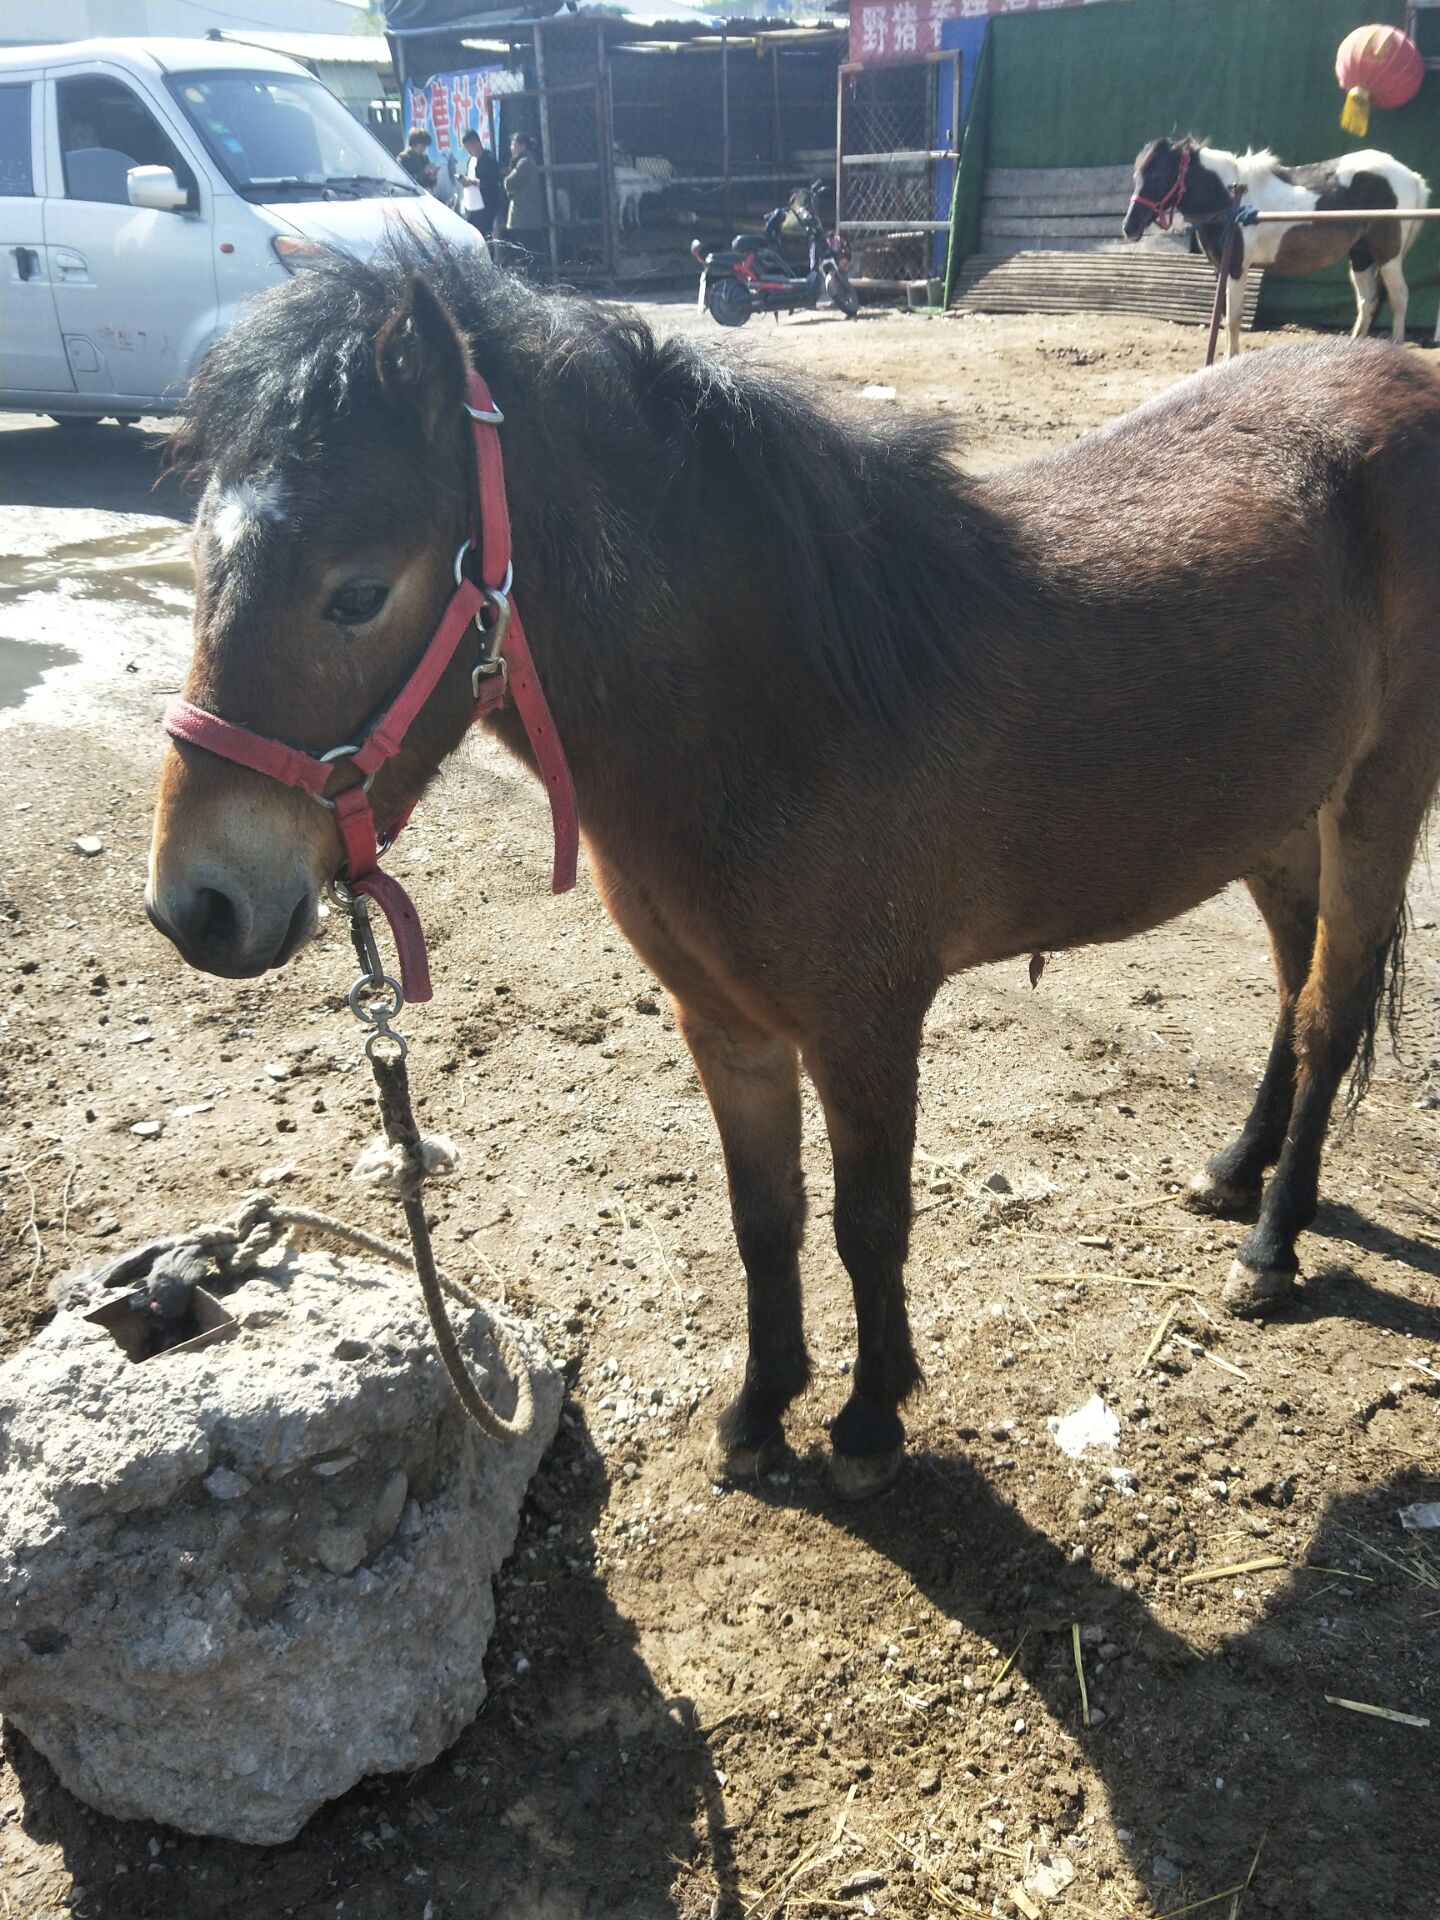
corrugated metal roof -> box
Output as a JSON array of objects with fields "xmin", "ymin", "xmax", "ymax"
[
  {"xmin": 386, "ymin": 1, "xmax": 820, "ymax": 32},
  {"xmin": 214, "ymin": 30, "xmax": 393, "ymax": 66}
]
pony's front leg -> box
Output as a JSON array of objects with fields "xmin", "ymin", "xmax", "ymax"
[
  {"xmin": 806, "ymin": 1002, "xmax": 928, "ymax": 1499},
  {"xmin": 677, "ymin": 1007, "xmax": 811, "ymax": 1477}
]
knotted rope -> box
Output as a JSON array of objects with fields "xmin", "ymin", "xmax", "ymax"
[
  {"xmin": 94, "ymin": 890, "xmax": 534, "ymax": 1444},
  {"xmin": 93, "ymin": 1117, "xmax": 534, "ymax": 1445},
  {"xmin": 226, "ymin": 1182, "xmax": 536, "ymax": 1447}
]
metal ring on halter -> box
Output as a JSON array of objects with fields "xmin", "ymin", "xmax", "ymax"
[
  {"xmin": 464, "ymin": 396, "xmax": 505, "ymax": 424},
  {"xmin": 348, "ymin": 972, "xmax": 405, "ymax": 1024},
  {"xmin": 313, "ymin": 743, "xmax": 375, "ymax": 811},
  {"xmin": 364, "ymin": 1025, "xmax": 407, "ymax": 1062}
]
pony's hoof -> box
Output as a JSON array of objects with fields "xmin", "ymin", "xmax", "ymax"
[
  {"xmin": 829, "ymin": 1447, "xmax": 904, "ymax": 1501},
  {"xmin": 1184, "ymin": 1168, "xmax": 1259, "ymax": 1218},
  {"xmin": 707, "ymin": 1430, "xmax": 787, "ymax": 1483},
  {"xmin": 1221, "ymin": 1257, "xmax": 1296, "ymax": 1318}
]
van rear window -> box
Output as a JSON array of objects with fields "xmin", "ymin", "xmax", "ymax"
[{"xmin": 0, "ymin": 83, "xmax": 33, "ymax": 197}]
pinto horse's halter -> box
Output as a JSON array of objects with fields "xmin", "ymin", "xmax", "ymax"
[
  {"xmin": 1127, "ymin": 145, "xmax": 1191, "ymax": 231},
  {"xmin": 163, "ymin": 371, "xmax": 579, "ymax": 1005}
]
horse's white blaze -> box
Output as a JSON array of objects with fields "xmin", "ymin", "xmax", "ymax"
[{"xmin": 211, "ymin": 477, "xmax": 289, "ymax": 553}]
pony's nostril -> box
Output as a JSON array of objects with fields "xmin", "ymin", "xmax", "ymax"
[
  {"xmin": 181, "ymin": 884, "xmax": 241, "ymax": 949},
  {"xmin": 153, "ymin": 875, "xmax": 311, "ymax": 976}
]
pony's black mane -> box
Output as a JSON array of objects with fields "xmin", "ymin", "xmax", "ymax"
[{"xmin": 174, "ymin": 235, "xmax": 993, "ymax": 722}]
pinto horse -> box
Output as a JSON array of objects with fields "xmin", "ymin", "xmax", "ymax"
[
  {"xmin": 1124, "ymin": 136, "xmax": 1434, "ymax": 360},
  {"xmin": 147, "ymin": 241, "xmax": 1440, "ymax": 1497}
]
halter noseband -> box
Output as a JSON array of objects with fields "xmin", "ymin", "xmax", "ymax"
[
  {"xmin": 163, "ymin": 369, "xmax": 579, "ymax": 1005},
  {"xmin": 1127, "ymin": 145, "xmax": 1190, "ymax": 231}
]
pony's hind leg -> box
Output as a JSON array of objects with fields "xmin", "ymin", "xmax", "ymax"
[
  {"xmin": 1377, "ymin": 256, "xmax": 1409, "ymax": 343},
  {"xmin": 678, "ymin": 1007, "xmax": 811, "ymax": 1476},
  {"xmin": 1187, "ymin": 821, "xmax": 1319, "ymax": 1217},
  {"xmin": 1348, "ymin": 253, "xmax": 1380, "ymax": 339},
  {"xmin": 805, "ymin": 997, "xmax": 930, "ymax": 1499},
  {"xmin": 1224, "ymin": 755, "xmax": 1434, "ymax": 1317}
]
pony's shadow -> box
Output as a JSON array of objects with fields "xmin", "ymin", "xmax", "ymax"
[
  {"xmin": 754, "ymin": 1451, "xmax": 1439, "ymax": 1919},
  {"xmin": 1308, "ymin": 1197, "xmax": 1440, "ymax": 1280},
  {"xmin": 0, "ymin": 421, "xmax": 188, "ymax": 520},
  {"xmin": 4, "ymin": 1409, "xmax": 733, "ymax": 1920},
  {"xmin": 1263, "ymin": 1199, "xmax": 1440, "ymax": 1340}
]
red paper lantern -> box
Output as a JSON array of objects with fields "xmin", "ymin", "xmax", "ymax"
[{"xmin": 1335, "ymin": 24, "xmax": 1423, "ymax": 137}]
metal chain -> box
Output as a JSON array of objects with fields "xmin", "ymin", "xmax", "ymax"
[
  {"xmin": 336, "ymin": 882, "xmax": 408, "ymax": 1061},
  {"xmin": 314, "ymin": 885, "xmax": 535, "ymax": 1442}
]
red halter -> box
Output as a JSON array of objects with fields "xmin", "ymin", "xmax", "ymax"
[
  {"xmin": 1127, "ymin": 145, "xmax": 1191, "ymax": 231},
  {"xmin": 163, "ymin": 370, "xmax": 579, "ymax": 1005}
]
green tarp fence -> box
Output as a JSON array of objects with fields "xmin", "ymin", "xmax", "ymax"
[{"xmin": 944, "ymin": 0, "xmax": 1439, "ymax": 334}]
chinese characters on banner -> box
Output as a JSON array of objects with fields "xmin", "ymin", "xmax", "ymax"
[
  {"xmin": 849, "ymin": 0, "xmax": 1100, "ymax": 64},
  {"xmin": 402, "ymin": 66, "xmax": 523, "ymax": 162}
]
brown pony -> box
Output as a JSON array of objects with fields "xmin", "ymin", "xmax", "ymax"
[{"xmin": 147, "ymin": 240, "xmax": 1440, "ymax": 1497}]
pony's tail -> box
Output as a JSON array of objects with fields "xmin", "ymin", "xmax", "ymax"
[{"xmin": 1345, "ymin": 900, "xmax": 1409, "ymax": 1113}]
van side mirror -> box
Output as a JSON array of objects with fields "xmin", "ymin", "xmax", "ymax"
[{"xmin": 128, "ymin": 165, "xmax": 191, "ymax": 212}]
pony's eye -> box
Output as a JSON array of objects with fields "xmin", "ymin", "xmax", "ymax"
[{"xmin": 326, "ymin": 582, "xmax": 389, "ymax": 627}]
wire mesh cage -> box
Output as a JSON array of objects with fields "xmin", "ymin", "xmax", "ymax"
[
  {"xmin": 838, "ymin": 56, "xmax": 954, "ymax": 284},
  {"xmin": 520, "ymin": 21, "xmax": 614, "ymax": 278}
]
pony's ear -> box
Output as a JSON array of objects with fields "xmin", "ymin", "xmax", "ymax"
[{"xmin": 375, "ymin": 274, "xmax": 470, "ymax": 443}]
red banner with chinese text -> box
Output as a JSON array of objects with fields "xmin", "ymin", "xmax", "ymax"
[{"xmin": 849, "ymin": 0, "xmax": 1104, "ymax": 65}]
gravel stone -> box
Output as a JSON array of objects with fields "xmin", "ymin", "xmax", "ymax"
[{"xmin": 0, "ymin": 1246, "xmax": 562, "ymax": 1843}]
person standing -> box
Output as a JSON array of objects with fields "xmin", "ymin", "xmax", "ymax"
[
  {"xmin": 503, "ymin": 131, "xmax": 545, "ymax": 273},
  {"xmin": 459, "ymin": 127, "xmax": 503, "ymax": 242},
  {"xmin": 397, "ymin": 128, "xmax": 438, "ymax": 192}
]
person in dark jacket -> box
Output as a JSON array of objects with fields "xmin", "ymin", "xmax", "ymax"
[
  {"xmin": 459, "ymin": 127, "xmax": 503, "ymax": 240},
  {"xmin": 397, "ymin": 128, "xmax": 437, "ymax": 192},
  {"xmin": 503, "ymin": 131, "xmax": 545, "ymax": 273}
]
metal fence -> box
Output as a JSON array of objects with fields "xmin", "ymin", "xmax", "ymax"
[
  {"xmin": 836, "ymin": 53, "xmax": 957, "ymax": 286},
  {"xmin": 520, "ymin": 21, "xmax": 614, "ymax": 279}
]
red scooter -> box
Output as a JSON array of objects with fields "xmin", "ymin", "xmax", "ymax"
[{"xmin": 691, "ymin": 183, "xmax": 859, "ymax": 328}]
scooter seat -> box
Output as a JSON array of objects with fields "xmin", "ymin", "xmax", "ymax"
[{"xmin": 730, "ymin": 232, "xmax": 773, "ymax": 254}]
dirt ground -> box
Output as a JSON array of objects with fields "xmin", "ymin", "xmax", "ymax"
[{"xmin": 2, "ymin": 301, "xmax": 1438, "ymax": 1920}]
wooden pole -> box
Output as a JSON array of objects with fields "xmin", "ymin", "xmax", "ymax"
[
  {"xmin": 1204, "ymin": 222, "xmax": 1239, "ymax": 368},
  {"xmin": 1243, "ymin": 206, "xmax": 1440, "ymax": 221},
  {"xmin": 835, "ymin": 60, "xmax": 845, "ymax": 233},
  {"xmin": 721, "ymin": 25, "xmax": 730, "ymax": 232},
  {"xmin": 597, "ymin": 18, "xmax": 615, "ymax": 279},
  {"xmin": 771, "ymin": 44, "xmax": 783, "ymax": 183},
  {"xmin": 533, "ymin": 22, "xmax": 561, "ymax": 281}
]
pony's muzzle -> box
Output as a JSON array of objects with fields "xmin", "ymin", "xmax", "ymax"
[
  {"xmin": 146, "ymin": 867, "xmax": 315, "ymax": 977},
  {"xmin": 147, "ymin": 745, "xmax": 331, "ymax": 977}
]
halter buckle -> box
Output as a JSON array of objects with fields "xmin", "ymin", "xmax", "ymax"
[{"xmin": 464, "ymin": 397, "xmax": 505, "ymax": 424}]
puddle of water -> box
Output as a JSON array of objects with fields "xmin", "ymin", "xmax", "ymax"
[
  {"xmin": 0, "ymin": 525, "xmax": 192, "ymax": 613},
  {"xmin": 0, "ymin": 635, "xmax": 79, "ymax": 711}
]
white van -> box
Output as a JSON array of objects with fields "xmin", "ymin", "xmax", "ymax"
[{"xmin": 0, "ymin": 38, "xmax": 483, "ymax": 423}]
